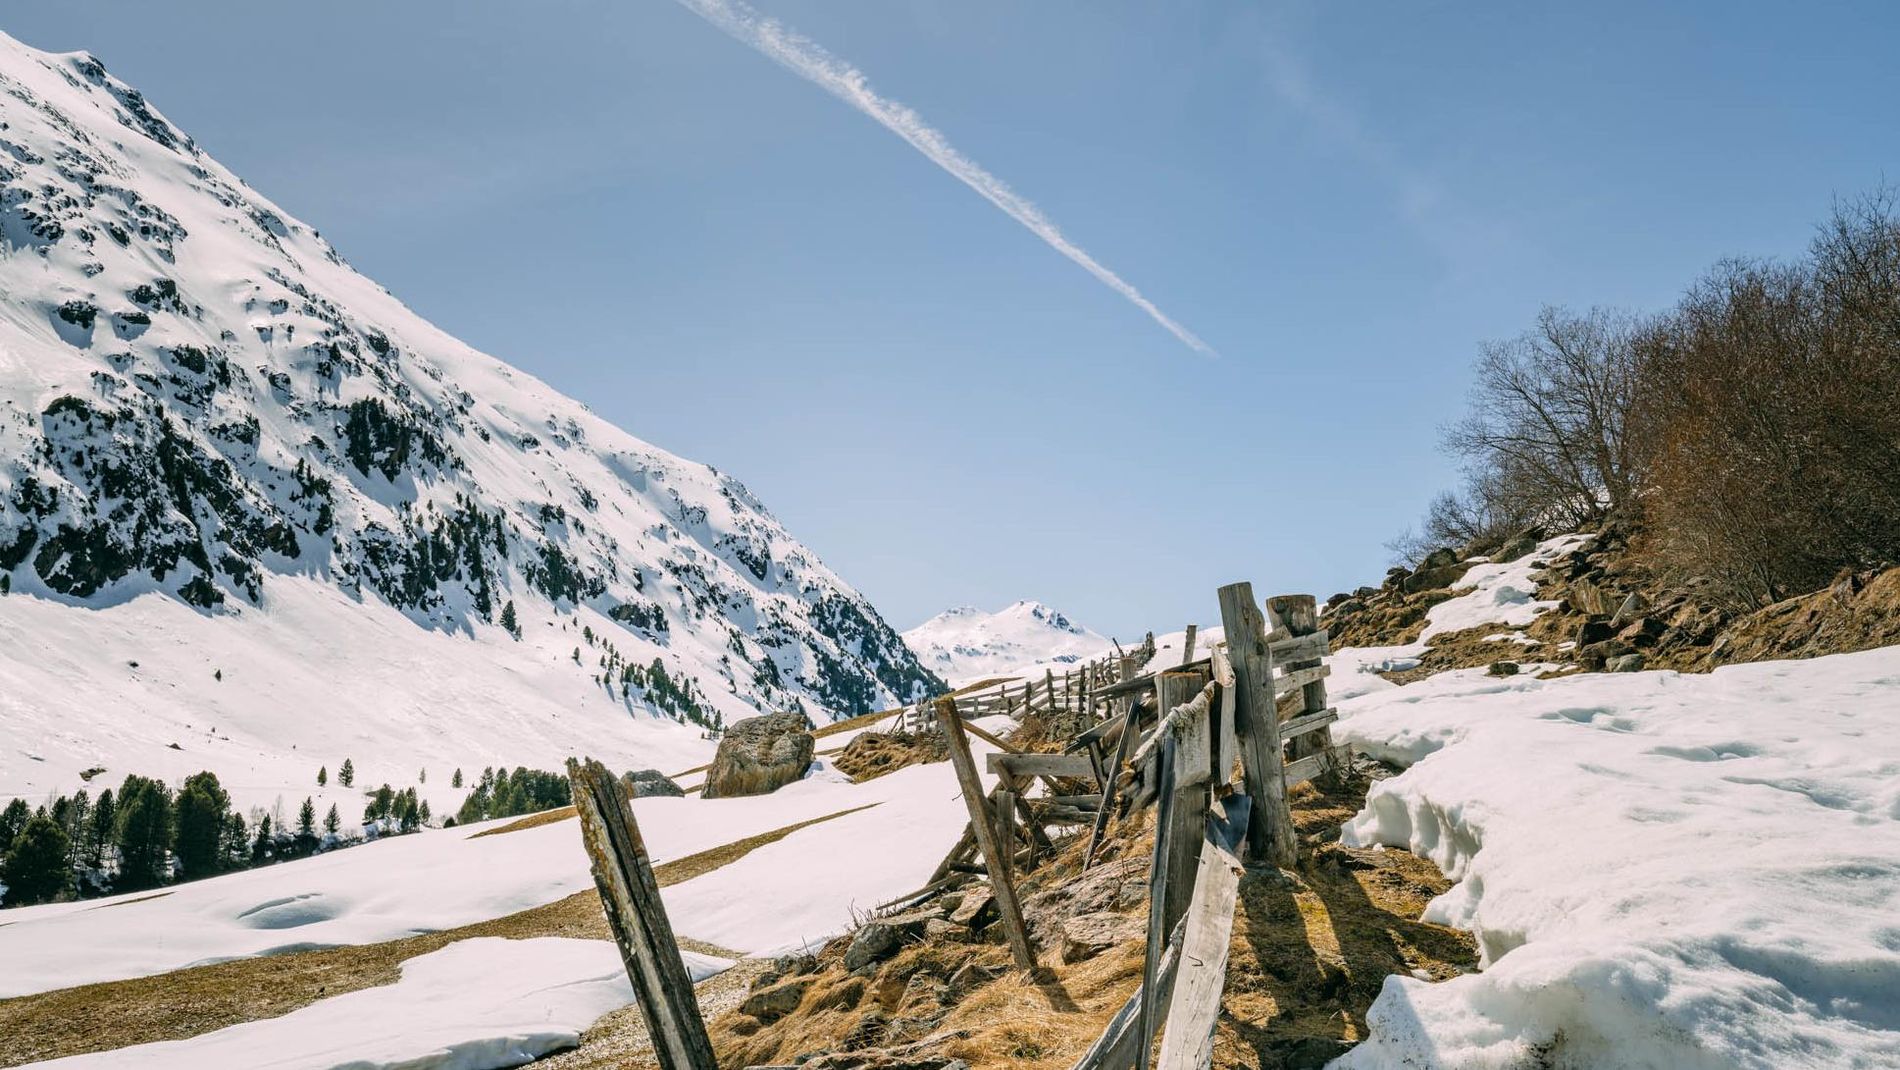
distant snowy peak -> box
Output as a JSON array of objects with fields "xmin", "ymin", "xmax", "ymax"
[{"xmin": 903, "ymin": 600, "xmax": 1110, "ymax": 686}]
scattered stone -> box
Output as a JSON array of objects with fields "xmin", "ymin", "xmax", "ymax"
[
  {"xmin": 1059, "ymin": 911, "xmax": 1139, "ymax": 963},
  {"xmin": 947, "ymin": 886, "xmax": 994, "ymax": 928},
  {"xmin": 1608, "ymin": 591, "xmax": 1650, "ymax": 629},
  {"xmin": 1486, "ymin": 660, "xmax": 1520, "ymax": 677},
  {"xmin": 619, "ymin": 768, "xmax": 684, "ymax": 798},
  {"xmin": 843, "ymin": 911, "xmax": 931, "ymax": 970},
  {"xmin": 701, "ymin": 711, "xmax": 815, "ymax": 799},
  {"xmin": 1609, "ymin": 653, "xmax": 1647, "ymax": 673},
  {"xmin": 740, "ymin": 977, "xmax": 810, "ymax": 1021}
]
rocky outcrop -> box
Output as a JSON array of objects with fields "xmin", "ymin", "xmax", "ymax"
[
  {"xmin": 700, "ymin": 712, "xmax": 815, "ymax": 799},
  {"xmin": 620, "ymin": 768, "xmax": 684, "ymax": 798}
]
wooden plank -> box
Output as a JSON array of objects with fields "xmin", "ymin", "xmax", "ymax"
[
  {"xmin": 937, "ymin": 698, "xmax": 1037, "ymax": 971},
  {"xmin": 1179, "ymin": 623, "xmax": 1198, "ymax": 667},
  {"xmin": 1155, "ymin": 796, "xmax": 1250, "ymax": 1070},
  {"xmin": 1280, "ymin": 708, "xmax": 1338, "ymax": 740},
  {"xmin": 1092, "ymin": 658, "xmax": 1214, "ymax": 701},
  {"xmin": 987, "ymin": 752, "xmax": 1097, "ymax": 780},
  {"xmin": 961, "ymin": 719, "xmax": 1021, "ymax": 755},
  {"xmin": 1066, "ymin": 711, "xmax": 1127, "ymax": 753},
  {"xmin": 1159, "ymin": 674, "xmax": 1207, "ymax": 937},
  {"xmin": 1216, "ymin": 582, "xmax": 1297, "ymax": 868},
  {"xmin": 1136, "ymin": 733, "xmax": 1179, "ymax": 1070},
  {"xmin": 566, "ymin": 757, "xmax": 718, "ymax": 1070},
  {"xmin": 1266, "ymin": 631, "xmax": 1328, "ymax": 665},
  {"xmin": 1283, "ymin": 753, "xmax": 1325, "ymax": 787},
  {"xmin": 996, "ymin": 788, "xmax": 1019, "ymax": 879},
  {"xmin": 1273, "ymin": 663, "xmax": 1331, "ymax": 698}
]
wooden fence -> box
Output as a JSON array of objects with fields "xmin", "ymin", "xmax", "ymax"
[{"xmin": 566, "ymin": 582, "xmax": 1343, "ymax": 1070}]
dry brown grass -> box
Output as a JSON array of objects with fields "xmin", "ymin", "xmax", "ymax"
[
  {"xmin": 696, "ymin": 769, "xmax": 1474, "ymax": 1070},
  {"xmin": 0, "ymin": 802, "xmax": 877, "ymax": 1067},
  {"xmin": 466, "ymin": 804, "xmax": 577, "ymax": 838}
]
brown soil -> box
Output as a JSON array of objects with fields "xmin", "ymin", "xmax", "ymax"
[
  {"xmin": 832, "ymin": 731, "xmax": 949, "ymax": 783},
  {"xmin": 0, "ymin": 803, "xmax": 874, "ymax": 1067},
  {"xmin": 696, "ymin": 767, "xmax": 1476, "ymax": 1070}
]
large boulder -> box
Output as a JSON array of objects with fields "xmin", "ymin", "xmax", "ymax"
[
  {"xmin": 620, "ymin": 768, "xmax": 684, "ymax": 798},
  {"xmin": 701, "ymin": 712, "xmax": 815, "ymax": 799}
]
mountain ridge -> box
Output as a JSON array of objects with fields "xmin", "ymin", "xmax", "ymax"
[{"xmin": 0, "ymin": 34, "xmax": 938, "ymax": 805}]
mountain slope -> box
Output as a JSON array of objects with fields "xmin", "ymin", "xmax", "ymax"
[
  {"xmin": 0, "ymin": 34, "xmax": 938, "ymax": 807},
  {"xmin": 902, "ymin": 600, "xmax": 1108, "ymax": 686}
]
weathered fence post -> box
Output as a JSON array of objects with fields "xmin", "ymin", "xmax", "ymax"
[
  {"xmin": 1136, "ymin": 733, "xmax": 1180, "ymax": 1070},
  {"xmin": 1268, "ymin": 594, "xmax": 1336, "ymax": 769},
  {"xmin": 566, "ymin": 757, "xmax": 718, "ymax": 1070},
  {"xmin": 1216, "ymin": 582, "xmax": 1298, "ymax": 868},
  {"xmin": 1156, "ymin": 672, "xmax": 1209, "ymax": 933},
  {"xmin": 937, "ymin": 697, "xmax": 1038, "ymax": 971}
]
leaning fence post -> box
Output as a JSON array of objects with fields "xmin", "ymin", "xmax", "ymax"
[
  {"xmin": 1216, "ymin": 582, "xmax": 1297, "ymax": 868},
  {"xmin": 566, "ymin": 757, "xmax": 717, "ymax": 1070},
  {"xmin": 937, "ymin": 697, "xmax": 1038, "ymax": 971}
]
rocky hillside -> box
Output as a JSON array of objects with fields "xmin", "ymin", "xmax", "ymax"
[
  {"xmin": 902, "ymin": 601, "xmax": 1108, "ymax": 686},
  {"xmin": 1324, "ymin": 515, "xmax": 1900, "ymax": 679},
  {"xmin": 0, "ymin": 34, "xmax": 938, "ymax": 805}
]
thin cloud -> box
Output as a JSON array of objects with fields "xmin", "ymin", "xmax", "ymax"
[{"xmin": 672, "ymin": 0, "xmax": 1214, "ymax": 356}]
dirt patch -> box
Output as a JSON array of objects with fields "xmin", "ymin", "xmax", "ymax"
[
  {"xmin": 696, "ymin": 766, "xmax": 1476, "ymax": 1070},
  {"xmin": 467, "ymin": 804, "xmax": 577, "ymax": 838},
  {"xmin": 832, "ymin": 731, "xmax": 949, "ymax": 783},
  {"xmin": 0, "ymin": 803, "xmax": 873, "ymax": 1066}
]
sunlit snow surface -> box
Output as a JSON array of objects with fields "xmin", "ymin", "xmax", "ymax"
[{"xmin": 1330, "ymin": 650, "xmax": 1900, "ymax": 1068}]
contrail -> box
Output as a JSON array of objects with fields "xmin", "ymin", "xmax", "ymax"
[{"xmin": 672, "ymin": 0, "xmax": 1215, "ymax": 356}]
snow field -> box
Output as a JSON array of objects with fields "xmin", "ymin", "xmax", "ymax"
[{"xmin": 1331, "ymin": 648, "xmax": 1900, "ymax": 1069}]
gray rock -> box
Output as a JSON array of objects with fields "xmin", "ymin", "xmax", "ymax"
[
  {"xmin": 740, "ymin": 977, "xmax": 810, "ymax": 1020},
  {"xmin": 701, "ymin": 711, "xmax": 815, "ymax": 799},
  {"xmin": 1608, "ymin": 591, "xmax": 1650, "ymax": 630},
  {"xmin": 1060, "ymin": 911, "xmax": 1139, "ymax": 963},
  {"xmin": 948, "ymin": 886, "xmax": 994, "ymax": 928},
  {"xmin": 843, "ymin": 910, "xmax": 931, "ymax": 970},
  {"xmin": 1608, "ymin": 653, "xmax": 1646, "ymax": 673},
  {"xmin": 1486, "ymin": 660, "xmax": 1519, "ymax": 677},
  {"xmin": 620, "ymin": 768, "xmax": 684, "ymax": 798}
]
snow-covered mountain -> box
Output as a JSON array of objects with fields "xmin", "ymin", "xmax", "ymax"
[
  {"xmin": 902, "ymin": 600, "xmax": 1109, "ymax": 686},
  {"xmin": 0, "ymin": 34, "xmax": 939, "ymax": 809}
]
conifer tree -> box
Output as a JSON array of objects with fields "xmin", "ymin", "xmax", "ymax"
[
  {"xmin": 220, "ymin": 811, "xmax": 249, "ymax": 870},
  {"xmin": 2, "ymin": 815, "xmax": 73, "ymax": 905},
  {"xmin": 452, "ymin": 768, "xmax": 463, "ymax": 788},
  {"xmin": 500, "ymin": 600, "xmax": 519, "ymax": 637},
  {"xmin": 317, "ymin": 766, "xmax": 328, "ymax": 787},
  {"xmin": 87, "ymin": 789, "xmax": 115, "ymax": 869},
  {"xmin": 338, "ymin": 758, "xmax": 355, "ymax": 788},
  {"xmin": 251, "ymin": 814, "xmax": 273, "ymax": 863},
  {"xmin": 298, "ymin": 797, "xmax": 316, "ymax": 836},
  {"xmin": 323, "ymin": 804, "xmax": 340, "ymax": 835},
  {"xmin": 114, "ymin": 775, "xmax": 174, "ymax": 890},
  {"xmin": 173, "ymin": 772, "xmax": 230, "ymax": 877}
]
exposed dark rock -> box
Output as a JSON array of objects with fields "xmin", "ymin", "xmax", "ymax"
[{"xmin": 702, "ymin": 712, "xmax": 815, "ymax": 799}]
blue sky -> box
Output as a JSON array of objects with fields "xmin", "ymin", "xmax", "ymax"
[{"xmin": 8, "ymin": 2, "xmax": 1896, "ymax": 637}]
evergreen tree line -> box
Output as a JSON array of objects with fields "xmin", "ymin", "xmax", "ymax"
[
  {"xmin": 1401, "ymin": 191, "xmax": 1900, "ymax": 608},
  {"xmin": 0, "ymin": 766, "xmax": 415, "ymax": 907},
  {"xmin": 453, "ymin": 765, "xmax": 570, "ymax": 826}
]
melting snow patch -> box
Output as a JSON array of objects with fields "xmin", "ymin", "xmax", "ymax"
[{"xmin": 1332, "ymin": 645, "xmax": 1900, "ymax": 1069}]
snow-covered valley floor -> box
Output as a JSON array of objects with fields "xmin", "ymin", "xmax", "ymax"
[{"xmin": 8, "ymin": 542, "xmax": 1900, "ymax": 1069}]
